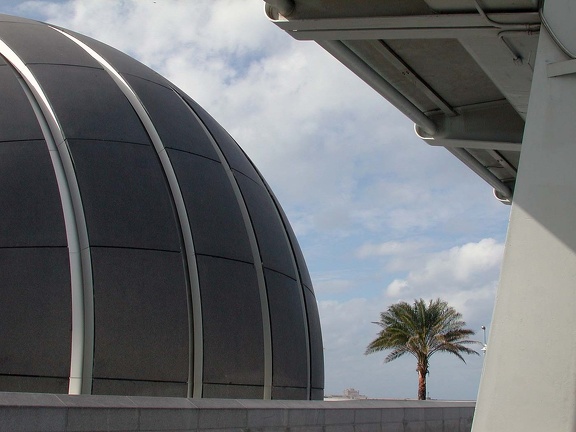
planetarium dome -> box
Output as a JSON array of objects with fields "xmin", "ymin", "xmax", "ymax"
[{"xmin": 0, "ymin": 14, "xmax": 323, "ymax": 400}]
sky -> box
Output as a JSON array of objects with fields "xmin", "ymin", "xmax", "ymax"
[{"xmin": 1, "ymin": 0, "xmax": 512, "ymax": 400}]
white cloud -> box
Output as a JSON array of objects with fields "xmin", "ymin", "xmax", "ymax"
[
  {"xmin": 386, "ymin": 279, "xmax": 409, "ymax": 297},
  {"xmin": 404, "ymin": 238, "xmax": 504, "ymax": 288},
  {"xmin": 385, "ymin": 238, "xmax": 504, "ymax": 319},
  {"xmin": 356, "ymin": 240, "xmax": 424, "ymax": 259}
]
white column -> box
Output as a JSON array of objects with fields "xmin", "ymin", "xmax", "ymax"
[{"xmin": 472, "ymin": 4, "xmax": 576, "ymax": 431}]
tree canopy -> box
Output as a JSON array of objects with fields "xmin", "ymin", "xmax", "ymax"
[{"xmin": 366, "ymin": 298, "xmax": 479, "ymax": 400}]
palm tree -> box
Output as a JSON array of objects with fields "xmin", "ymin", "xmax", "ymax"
[{"xmin": 365, "ymin": 298, "xmax": 479, "ymax": 400}]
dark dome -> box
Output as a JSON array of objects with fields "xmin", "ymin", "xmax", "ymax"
[{"xmin": 0, "ymin": 14, "xmax": 323, "ymax": 400}]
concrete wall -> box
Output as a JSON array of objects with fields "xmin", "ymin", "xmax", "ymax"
[
  {"xmin": 472, "ymin": 2, "xmax": 576, "ymax": 431},
  {"xmin": 0, "ymin": 393, "xmax": 474, "ymax": 432}
]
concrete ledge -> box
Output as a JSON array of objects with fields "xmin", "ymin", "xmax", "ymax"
[{"xmin": 0, "ymin": 392, "xmax": 475, "ymax": 431}]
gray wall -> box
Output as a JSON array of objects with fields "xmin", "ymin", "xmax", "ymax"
[{"xmin": 0, "ymin": 393, "xmax": 475, "ymax": 432}]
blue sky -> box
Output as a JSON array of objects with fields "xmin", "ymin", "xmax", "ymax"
[{"xmin": 1, "ymin": 0, "xmax": 512, "ymax": 400}]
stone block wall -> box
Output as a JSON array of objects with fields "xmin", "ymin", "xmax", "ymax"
[{"xmin": 0, "ymin": 393, "xmax": 474, "ymax": 432}]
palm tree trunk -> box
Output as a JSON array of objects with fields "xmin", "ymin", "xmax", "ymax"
[
  {"xmin": 417, "ymin": 369, "xmax": 426, "ymax": 400},
  {"xmin": 417, "ymin": 361, "xmax": 428, "ymax": 400}
]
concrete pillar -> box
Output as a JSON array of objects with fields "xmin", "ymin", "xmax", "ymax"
[{"xmin": 472, "ymin": 3, "xmax": 576, "ymax": 431}]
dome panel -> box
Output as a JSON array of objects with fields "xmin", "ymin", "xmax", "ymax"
[
  {"xmin": 92, "ymin": 379, "xmax": 187, "ymax": 398},
  {"xmin": 304, "ymin": 289, "xmax": 324, "ymax": 391},
  {"xmin": 126, "ymin": 76, "xmax": 220, "ymax": 161},
  {"xmin": 179, "ymin": 94, "xmax": 265, "ymax": 185},
  {"xmin": 198, "ymin": 256, "xmax": 264, "ymax": 387},
  {"xmin": 91, "ymin": 247, "xmax": 189, "ymax": 383},
  {"xmin": 273, "ymin": 196, "xmax": 315, "ymax": 290},
  {"xmin": 69, "ymin": 140, "xmax": 181, "ymax": 251},
  {"xmin": 0, "ymin": 66, "xmax": 43, "ymax": 142},
  {"xmin": 0, "ymin": 14, "xmax": 38, "ymax": 24},
  {"xmin": 203, "ymin": 383, "xmax": 264, "ymax": 399},
  {"xmin": 272, "ymin": 386, "xmax": 308, "ymax": 400},
  {"xmin": 65, "ymin": 27, "xmax": 174, "ymax": 87},
  {"xmin": 235, "ymin": 173, "xmax": 297, "ymax": 279},
  {"xmin": 0, "ymin": 375, "xmax": 68, "ymax": 394},
  {"xmin": 31, "ymin": 64, "xmax": 151, "ymax": 144},
  {"xmin": 168, "ymin": 150, "xmax": 253, "ymax": 262},
  {"xmin": 0, "ymin": 21, "xmax": 97, "ymax": 67},
  {"xmin": 0, "ymin": 248, "xmax": 71, "ymax": 380},
  {"xmin": 0, "ymin": 141, "xmax": 66, "ymax": 247},
  {"xmin": 265, "ymin": 269, "xmax": 308, "ymax": 389}
]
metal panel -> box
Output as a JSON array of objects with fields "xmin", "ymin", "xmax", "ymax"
[
  {"xmin": 65, "ymin": 28, "xmax": 174, "ymax": 87},
  {"xmin": 0, "ymin": 14, "xmax": 40, "ymax": 24},
  {"xmin": 385, "ymin": 39, "xmax": 504, "ymax": 108},
  {"xmin": 265, "ymin": 269, "xmax": 308, "ymax": 388},
  {"xmin": 198, "ymin": 256, "xmax": 265, "ymax": 387},
  {"xmin": 0, "ymin": 248, "xmax": 71, "ymax": 379},
  {"xmin": 0, "ymin": 20, "xmax": 96, "ymax": 66},
  {"xmin": 0, "ymin": 376, "xmax": 68, "ymax": 394},
  {"xmin": 168, "ymin": 150, "xmax": 253, "ymax": 262},
  {"xmin": 202, "ymin": 384, "xmax": 264, "ymax": 399},
  {"xmin": 91, "ymin": 247, "xmax": 188, "ymax": 383},
  {"xmin": 304, "ymin": 289, "xmax": 324, "ymax": 391},
  {"xmin": 92, "ymin": 379, "xmax": 187, "ymax": 397},
  {"xmin": 235, "ymin": 174, "xmax": 297, "ymax": 278},
  {"xmin": 0, "ymin": 66, "xmax": 43, "ymax": 142},
  {"xmin": 29, "ymin": 64, "xmax": 151, "ymax": 144},
  {"xmin": 311, "ymin": 388, "xmax": 324, "ymax": 401},
  {"xmin": 0, "ymin": 140, "xmax": 66, "ymax": 247},
  {"xmin": 68, "ymin": 140, "xmax": 181, "ymax": 251},
  {"xmin": 126, "ymin": 76, "xmax": 220, "ymax": 161},
  {"xmin": 178, "ymin": 94, "xmax": 265, "ymax": 185},
  {"xmin": 272, "ymin": 386, "xmax": 308, "ymax": 400},
  {"xmin": 268, "ymin": 191, "xmax": 314, "ymax": 291}
]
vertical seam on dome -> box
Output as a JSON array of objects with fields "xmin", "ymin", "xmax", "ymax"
[
  {"xmin": 51, "ymin": 28, "xmax": 203, "ymax": 399},
  {"xmin": 256, "ymin": 178, "xmax": 312, "ymax": 400},
  {"xmin": 0, "ymin": 39, "xmax": 94, "ymax": 395},
  {"xmin": 176, "ymin": 97, "xmax": 273, "ymax": 400}
]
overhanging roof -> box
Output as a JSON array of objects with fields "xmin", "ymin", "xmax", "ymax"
[{"xmin": 265, "ymin": 0, "xmax": 543, "ymax": 203}]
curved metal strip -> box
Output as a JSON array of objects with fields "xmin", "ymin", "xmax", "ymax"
[
  {"xmin": 0, "ymin": 39, "xmax": 92, "ymax": 395},
  {"xmin": 176, "ymin": 96, "xmax": 273, "ymax": 400},
  {"xmin": 52, "ymin": 28, "xmax": 203, "ymax": 398},
  {"xmin": 259, "ymin": 177, "xmax": 312, "ymax": 399}
]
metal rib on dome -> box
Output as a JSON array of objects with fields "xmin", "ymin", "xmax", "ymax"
[
  {"xmin": 0, "ymin": 37, "xmax": 92, "ymax": 396},
  {"xmin": 53, "ymin": 26, "xmax": 205, "ymax": 398}
]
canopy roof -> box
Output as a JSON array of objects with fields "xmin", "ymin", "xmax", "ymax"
[{"xmin": 266, "ymin": 0, "xmax": 543, "ymax": 203}]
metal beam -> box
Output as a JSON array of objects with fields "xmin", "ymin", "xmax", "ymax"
[
  {"xmin": 547, "ymin": 59, "xmax": 576, "ymax": 77},
  {"xmin": 417, "ymin": 100, "xmax": 526, "ymax": 147},
  {"xmin": 271, "ymin": 12, "xmax": 540, "ymax": 41},
  {"xmin": 318, "ymin": 40, "xmax": 437, "ymax": 135},
  {"xmin": 358, "ymin": 40, "xmax": 456, "ymax": 116},
  {"xmin": 447, "ymin": 147, "xmax": 513, "ymax": 199},
  {"xmin": 423, "ymin": 137, "xmax": 521, "ymax": 152}
]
